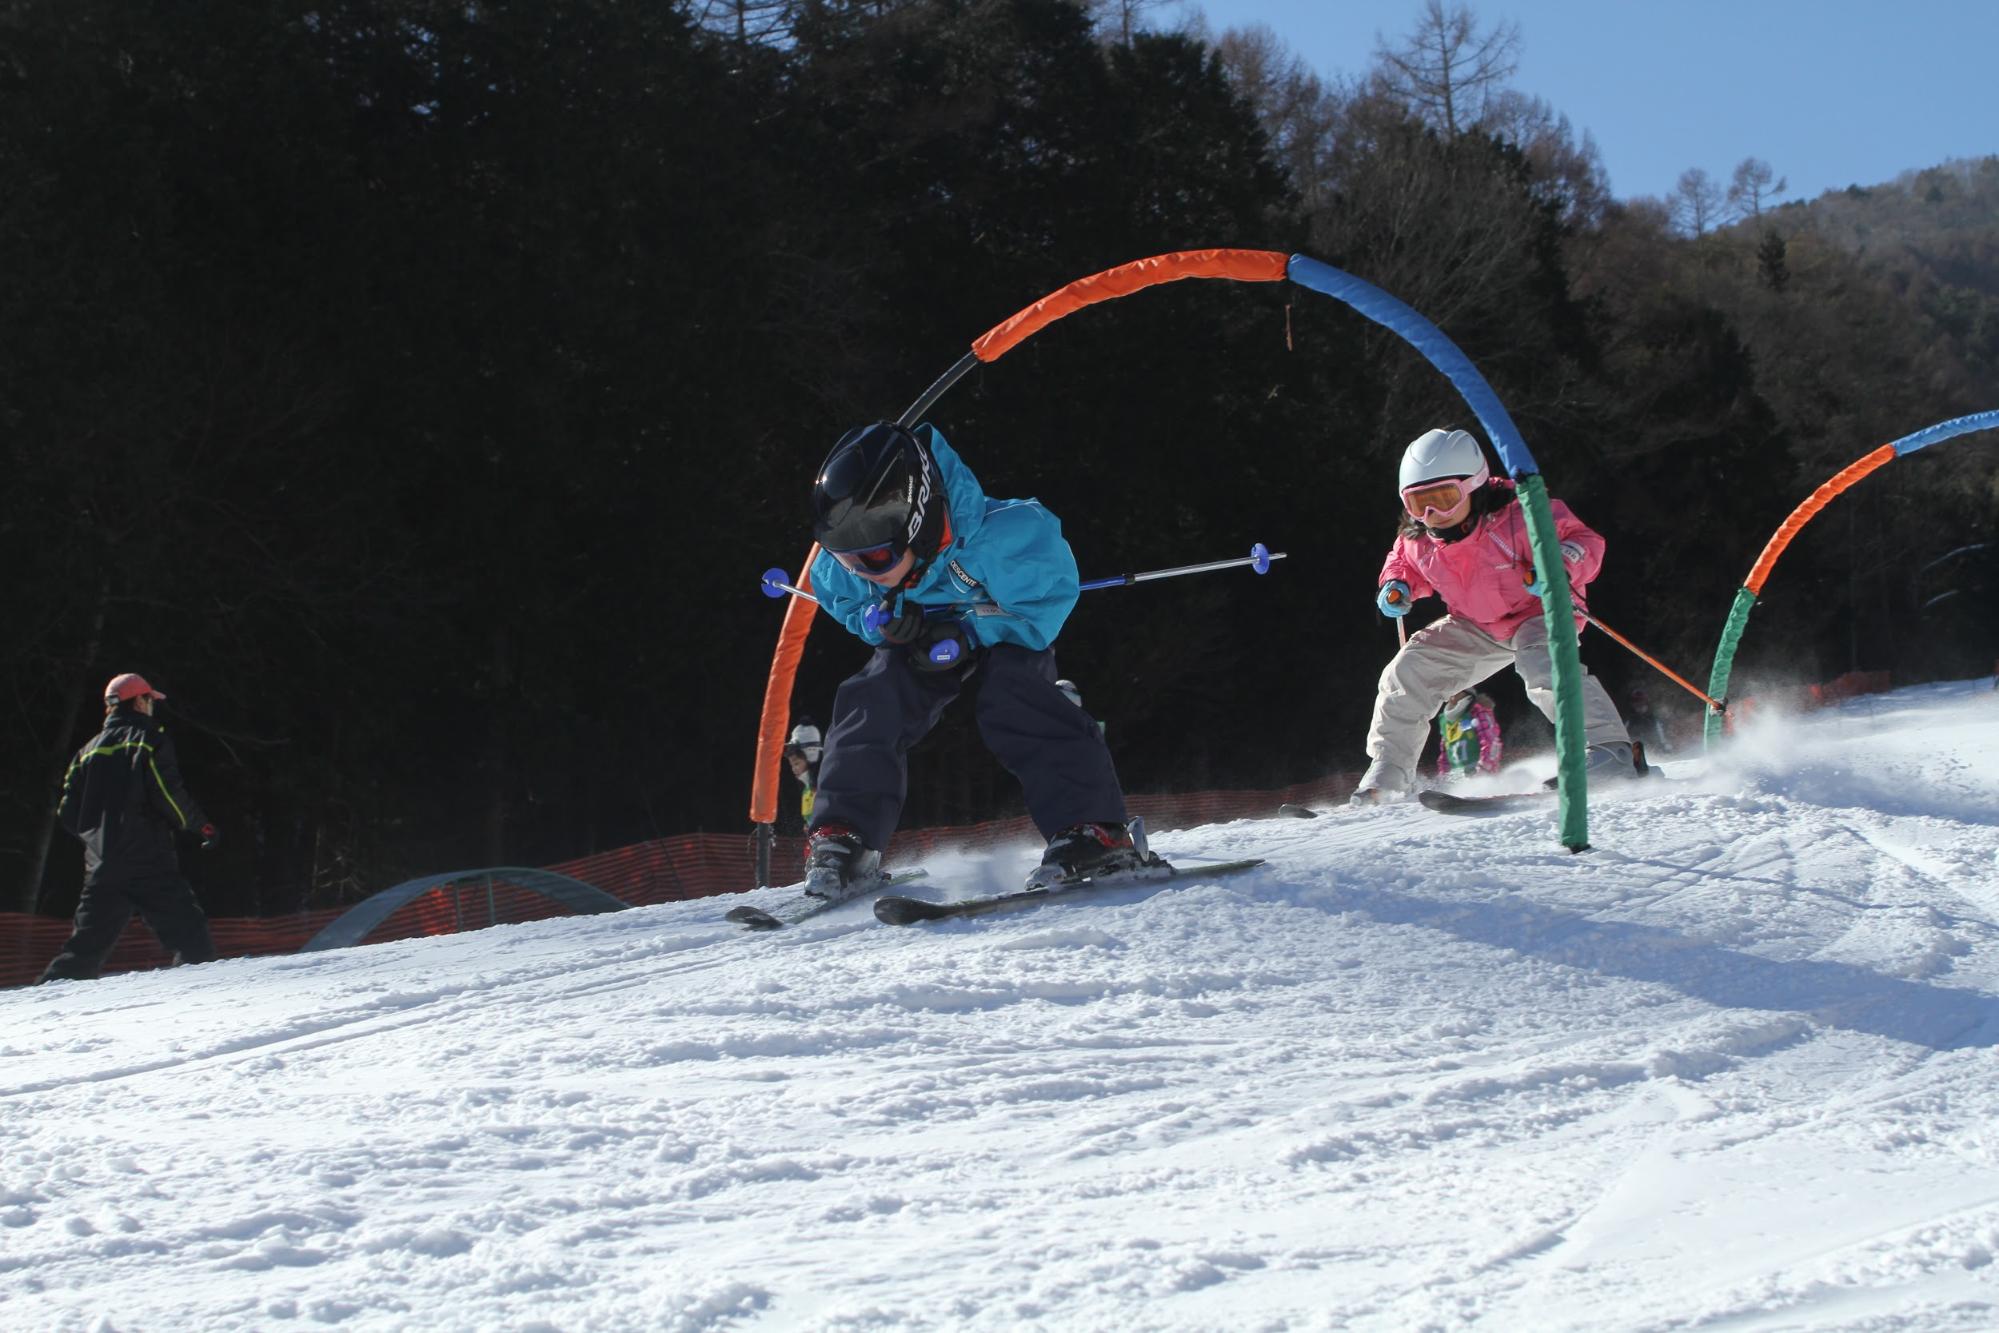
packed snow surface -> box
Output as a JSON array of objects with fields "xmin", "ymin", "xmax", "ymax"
[{"xmin": 7, "ymin": 680, "xmax": 1999, "ymax": 1331}]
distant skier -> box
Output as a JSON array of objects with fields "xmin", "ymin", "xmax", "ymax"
[
  {"xmin": 39, "ymin": 673, "xmax": 220, "ymax": 983},
  {"xmin": 1435, "ymin": 690, "xmax": 1502, "ymax": 780},
  {"xmin": 1354, "ymin": 427, "xmax": 1636, "ymax": 804},
  {"xmin": 801, "ymin": 422, "xmax": 1135, "ymax": 896}
]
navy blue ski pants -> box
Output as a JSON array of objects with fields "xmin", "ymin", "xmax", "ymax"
[{"xmin": 809, "ymin": 643, "xmax": 1127, "ymax": 852}]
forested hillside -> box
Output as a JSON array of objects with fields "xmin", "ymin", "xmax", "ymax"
[{"xmin": 4, "ymin": 0, "xmax": 1994, "ymax": 918}]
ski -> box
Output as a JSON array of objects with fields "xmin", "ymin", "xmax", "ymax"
[
  {"xmin": 726, "ymin": 869, "xmax": 929, "ymax": 931},
  {"xmin": 873, "ymin": 857, "xmax": 1266, "ymax": 926},
  {"xmin": 1418, "ymin": 788, "xmax": 1556, "ymax": 814},
  {"xmin": 1277, "ymin": 803, "xmax": 1320, "ymax": 819}
]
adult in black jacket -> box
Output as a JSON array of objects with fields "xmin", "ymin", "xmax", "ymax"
[{"xmin": 39, "ymin": 673, "xmax": 220, "ymax": 983}]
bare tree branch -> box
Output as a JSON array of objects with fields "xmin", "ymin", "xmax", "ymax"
[
  {"xmin": 1727, "ymin": 156, "xmax": 1788, "ymax": 221},
  {"xmin": 1370, "ymin": 0, "xmax": 1520, "ymax": 139},
  {"xmin": 1671, "ymin": 166, "xmax": 1727, "ymax": 236}
]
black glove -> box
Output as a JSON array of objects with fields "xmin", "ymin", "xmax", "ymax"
[
  {"xmin": 875, "ymin": 601, "xmax": 927, "ymax": 645},
  {"xmin": 198, "ymin": 822, "xmax": 220, "ymax": 851},
  {"xmin": 908, "ymin": 617, "xmax": 975, "ymax": 672}
]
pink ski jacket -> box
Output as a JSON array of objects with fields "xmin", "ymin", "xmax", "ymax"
[{"xmin": 1378, "ymin": 482, "xmax": 1603, "ymax": 641}]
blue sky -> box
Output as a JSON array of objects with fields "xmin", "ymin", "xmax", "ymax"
[{"xmin": 1171, "ymin": 0, "xmax": 1998, "ymax": 204}]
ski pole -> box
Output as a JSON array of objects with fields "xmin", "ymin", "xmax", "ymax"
[
  {"xmin": 1584, "ymin": 614, "xmax": 1725, "ymax": 713},
  {"xmin": 761, "ymin": 542, "xmax": 1287, "ymax": 605},
  {"xmin": 1379, "ymin": 583, "xmax": 1409, "ymax": 647},
  {"xmin": 1077, "ymin": 542, "xmax": 1285, "ymax": 591},
  {"xmin": 760, "ymin": 571, "xmax": 818, "ymax": 604}
]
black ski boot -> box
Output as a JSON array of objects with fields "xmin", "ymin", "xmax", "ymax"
[
  {"xmin": 1026, "ymin": 822, "xmax": 1145, "ymax": 890},
  {"xmin": 802, "ymin": 826, "xmax": 880, "ymax": 902}
]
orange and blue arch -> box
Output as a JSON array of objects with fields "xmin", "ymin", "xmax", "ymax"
[
  {"xmin": 752, "ymin": 250, "xmax": 1600, "ymax": 859},
  {"xmin": 1705, "ymin": 410, "xmax": 1999, "ymax": 745}
]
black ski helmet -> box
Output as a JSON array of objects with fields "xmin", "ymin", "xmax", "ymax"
[{"xmin": 811, "ymin": 422, "xmax": 945, "ymax": 567}]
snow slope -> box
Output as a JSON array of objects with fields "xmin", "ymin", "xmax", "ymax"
[{"xmin": 6, "ymin": 680, "xmax": 1999, "ymax": 1332}]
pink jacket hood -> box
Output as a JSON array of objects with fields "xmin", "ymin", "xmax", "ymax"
[{"xmin": 1379, "ymin": 481, "xmax": 1603, "ymax": 640}]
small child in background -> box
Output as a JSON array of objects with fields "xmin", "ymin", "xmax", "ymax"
[
  {"xmin": 785, "ymin": 719, "xmax": 823, "ymax": 825},
  {"xmin": 1436, "ymin": 689, "xmax": 1502, "ymax": 780}
]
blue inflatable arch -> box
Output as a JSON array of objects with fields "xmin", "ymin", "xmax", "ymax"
[{"xmin": 301, "ymin": 867, "xmax": 628, "ymax": 952}]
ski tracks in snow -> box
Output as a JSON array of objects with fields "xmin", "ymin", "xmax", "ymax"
[{"xmin": 4, "ymin": 683, "xmax": 1999, "ymax": 1328}]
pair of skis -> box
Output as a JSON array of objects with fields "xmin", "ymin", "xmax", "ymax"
[
  {"xmin": 726, "ymin": 818, "xmax": 1266, "ymax": 930},
  {"xmin": 1291, "ymin": 781, "xmax": 1672, "ymax": 818},
  {"xmin": 873, "ymin": 855, "xmax": 1266, "ymax": 924},
  {"xmin": 724, "ymin": 869, "xmax": 934, "ymax": 931},
  {"xmin": 1278, "ymin": 790, "xmax": 1556, "ymax": 818}
]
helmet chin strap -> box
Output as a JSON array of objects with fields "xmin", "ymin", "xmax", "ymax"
[
  {"xmin": 877, "ymin": 515, "xmax": 949, "ymax": 618},
  {"xmin": 904, "ymin": 507, "xmax": 953, "ymax": 587}
]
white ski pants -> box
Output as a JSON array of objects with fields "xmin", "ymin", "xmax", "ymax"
[{"xmin": 1360, "ymin": 614, "xmax": 1629, "ymax": 793}]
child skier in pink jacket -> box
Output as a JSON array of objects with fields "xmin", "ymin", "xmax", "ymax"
[{"xmin": 1353, "ymin": 427, "xmax": 1634, "ymax": 803}]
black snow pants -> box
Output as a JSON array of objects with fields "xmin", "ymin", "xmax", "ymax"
[
  {"xmin": 809, "ymin": 642, "xmax": 1128, "ymax": 852},
  {"xmin": 39, "ymin": 872, "xmax": 217, "ymax": 983}
]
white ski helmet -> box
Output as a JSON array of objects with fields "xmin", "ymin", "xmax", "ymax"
[
  {"xmin": 787, "ymin": 720, "xmax": 823, "ymax": 766},
  {"xmin": 1398, "ymin": 428, "xmax": 1490, "ymax": 493}
]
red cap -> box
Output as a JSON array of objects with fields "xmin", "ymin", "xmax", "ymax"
[{"xmin": 104, "ymin": 673, "xmax": 166, "ymax": 705}]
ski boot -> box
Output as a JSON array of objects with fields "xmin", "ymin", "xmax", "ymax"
[
  {"xmin": 1543, "ymin": 742, "xmax": 1642, "ymax": 789},
  {"xmin": 1025, "ymin": 822, "xmax": 1147, "ymax": 890},
  {"xmin": 1349, "ymin": 759, "xmax": 1414, "ymax": 806},
  {"xmin": 802, "ymin": 826, "xmax": 880, "ymax": 902}
]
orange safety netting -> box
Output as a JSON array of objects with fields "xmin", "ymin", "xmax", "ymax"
[{"xmin": 2, "ymin": 831, "xmax": 792, "ymax": 990}]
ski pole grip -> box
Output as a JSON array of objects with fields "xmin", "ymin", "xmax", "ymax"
[
  {"xmin": 864, "ymin": 602, "xmax": 892, "ymax": 634},
  {"xmin": 928, "ymin": 638, "xmax": 962, "ymax": 666}
]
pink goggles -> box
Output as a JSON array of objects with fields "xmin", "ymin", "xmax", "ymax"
[{"xmin": 1400, "ymin": 477, "xmax": 1474, "ymax": 521}]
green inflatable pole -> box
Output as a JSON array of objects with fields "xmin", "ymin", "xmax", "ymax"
[{"xmin": 1515, "ymin": 475, "xmax": 1590, "ymax": 851}]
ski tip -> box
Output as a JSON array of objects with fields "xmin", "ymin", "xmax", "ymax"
[
  {"xmin": 1276, "ymin": 803, "xmax": 1319, "ymax": 819},
  {"xmin": 1417, "ymin": 788, "xmax": 1552, "ymax": 813},
  {"xmin": 1165, "ymin": 857, "xmax": 1266, "ymax": 879},
  {"xmin": 874, "ymin": 895, "xmax": 951, "ymax": 926}
]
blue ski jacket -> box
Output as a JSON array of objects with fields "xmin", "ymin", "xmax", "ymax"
[{"xmin": 809, "ymin": 426, "xmax": 1080, "ymax": 653}]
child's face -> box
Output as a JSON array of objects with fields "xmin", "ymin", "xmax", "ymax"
[{"xmin": 788, "ymin": 755, "xmax": 808, "ymax": 778}]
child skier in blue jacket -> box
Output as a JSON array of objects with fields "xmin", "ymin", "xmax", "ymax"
[{"xmin": 802, "ymin": 422, "xmax": 1133, "ymax": 898}]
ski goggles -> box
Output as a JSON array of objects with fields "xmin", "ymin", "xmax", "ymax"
[
  {"xmin": 1400, "ymin": 477, "xmax": 1473, "ymax": 520},
  {"xmin": 830, "ymin": 541, "xmax": 903, "ymax": 574}
]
